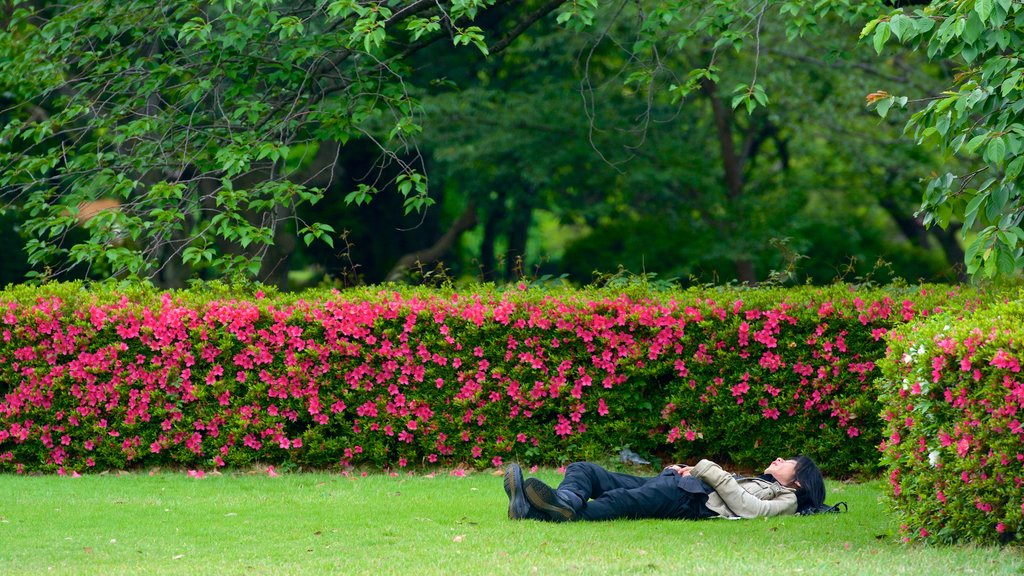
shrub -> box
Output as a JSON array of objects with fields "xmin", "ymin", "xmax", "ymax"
[
  {"xmin": 877, "ymin": 297, "xmax": 1024, "ymax": 545},
  {"xmin": 0, "ymin": 281, "xmax": 995, "ymax": 477}
]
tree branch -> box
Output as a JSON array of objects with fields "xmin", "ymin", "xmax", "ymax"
[
  {"xmin": 489, "ymin": 0, "xmax": 566, "ymax": 55},
  {"xmin": 386, "ymin": 202, "xmax": 478, "ymax": 282}
]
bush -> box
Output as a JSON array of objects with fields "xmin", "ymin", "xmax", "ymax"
[
  {"xmin": 0, "ymin": 281, "xmax": 995, "ymax": 477},
  {"xmin": 877, "ymin": 296, "xmax": 1024, "ymax": 545}
]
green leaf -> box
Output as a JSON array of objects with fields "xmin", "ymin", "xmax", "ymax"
[
  {"xmin": 966, "ymin": 134, "xmax": 989, "ymax": 154},
  {"xmin": 963, "ymin": 11, "xmax": 985, "ymax": 43},
  {"xmin": 752, "ymin": 85, "xmax": 768, "ymax": 107},
  {"xmin": 1006, "ymin": 156, "xmax": 1024, "ymax": 181},
  {"xmin": 889, "ymin": 14, "xmax": 912, "ymax": 42},
  {"xmin": 177, "ymin": 17, "xmax": 211, "ymax": 44},
  {"xmin": 964, "ymin": 191, "xmax": 989, "ymax": 229},
  {"xmin": 872, "ymin": 22, "xmax": 891, "ymax": 54},
  {"xmin": 976, "ymin": 0, "xmax": 994, "ymax": 23},
  {"xmin": 1001, "ymin": 71, "xmax": 1020, "ymax": 97},
  {"xmin": 876, "ymin": 97, "xmax": 893, "ymax": 118},
  {"xmin": 859, "ymin": 19, "xmax": 880, "ymax": 39},
  {"xmin": 987, "ymin": 184, "xmax": 1009, "ymax": 222},
  {"xmin": 986, "ymin": 136, "xmax": 1007, "ymax": 164},
  {"xmin": 913, "ymin": 16, "xmax": 935, "ymax": 34}
]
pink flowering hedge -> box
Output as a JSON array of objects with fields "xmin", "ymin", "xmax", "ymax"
[
  {"xmin": 0, "ymin": 282, "xmax": 991, "ymax": 477},
  {"xmin": 878, "ymin": 298, "xmax": 1024, "ymax": 545}
]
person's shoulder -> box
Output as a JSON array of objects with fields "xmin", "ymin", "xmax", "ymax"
[{"xmin": 741, "ymin": 476, "xmax": 796, "ymax": 492}]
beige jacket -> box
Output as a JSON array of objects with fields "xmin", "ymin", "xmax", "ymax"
[{"xmin": 690, "ymin": 459, "xmax": 798, "ymax": 518}]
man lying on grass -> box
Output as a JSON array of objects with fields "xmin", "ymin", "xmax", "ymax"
[{"xmin": 503, "ymin": 457, "xmax": 826, "ymax": 522}]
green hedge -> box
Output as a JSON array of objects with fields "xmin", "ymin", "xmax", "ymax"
[
  {"xmin": 0, "ymin": 282, "xmax": 994, "ymax": 477},
  {"xmin": 878, "ymin": 296, "xmax": 1024, "ymax": 545}
]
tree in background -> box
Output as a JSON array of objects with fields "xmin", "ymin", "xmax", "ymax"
[
  {"xmin": 0, "ymin": 0, "xmax": 563, "ymax": 287},
  {"xmin": 411, "ymin": 2, "xmax": 966, "ymax": 285},
  {"xmin": 0, "ymin": 0, "xmax": 1018, "ymax": 286}
]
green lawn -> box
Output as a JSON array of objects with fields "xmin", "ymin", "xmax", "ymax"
[{"xmin": 1, "ymin": 469, "xmax": 1021, "ymax": 575}]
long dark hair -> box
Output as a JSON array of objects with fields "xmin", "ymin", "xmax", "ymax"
[{"xmin": 792, "ymin": 455, "xmax": 826, "ymax": 513}]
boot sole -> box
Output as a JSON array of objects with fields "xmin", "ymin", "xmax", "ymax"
[
  {"xmin": 504, "ymin": 464, "xmax": 529, "ymax": 520},
  {"xmin": 524, "ymin": 478, "xmax": 575, "ymax": 521}
]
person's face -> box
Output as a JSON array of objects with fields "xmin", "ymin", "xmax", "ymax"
[{"xmin": 764, "ymin": 457, "xmax": 799, "ymax": 487}]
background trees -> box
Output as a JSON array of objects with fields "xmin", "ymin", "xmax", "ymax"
[{"xmin": 0, "ymin": 1, "xmax": 1013, "ymax": 288}]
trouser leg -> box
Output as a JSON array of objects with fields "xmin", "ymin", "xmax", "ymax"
[
  {"xmin": 579, "ymin": 476, "xmax": 712, "ymax": 521},
  {"xmin": 557, "ymin": 462, "xmax": 649, "ymax": 501}
]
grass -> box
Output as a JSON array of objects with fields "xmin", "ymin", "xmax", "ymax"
[{"xmin": 1, "ymin": 469, "xmax": 1022, "ymax": 575}]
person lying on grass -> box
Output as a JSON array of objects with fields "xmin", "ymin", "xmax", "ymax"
[{"xmin": 503, "ymin": 457, "xmax": 826, "ymax": 522}]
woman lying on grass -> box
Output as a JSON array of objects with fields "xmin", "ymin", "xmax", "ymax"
[{"xmin": 503, "ymin": 457, "xmax": 826, "ymax": 522}]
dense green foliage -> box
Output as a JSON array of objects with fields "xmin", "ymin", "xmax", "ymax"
[
  {"xmin": 0, "ymin": 0, "xmax": 511, "ymax": 281},
  {"xmin": 878, "ymin": 297, "xmax": 1024, "ymax": 545},
  {"xmin": 0, "ymin": 0, "xmax": 1013, "ymax": 288},
  {"xmin": 0, "ymin": 282, "xmax": 998, "ymax": 477},
  {"xmin": 867, "ymin": 0, "xmax": 1024, "ymax": 278}
]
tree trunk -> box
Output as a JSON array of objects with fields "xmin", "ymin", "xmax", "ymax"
[
  {"xmin": 257, "ymin": 203, "xmax": 297, "ymax": 289},
  {"xmin": 479, "ymin": 193, "xmax": 503, "ymax": 282},
  {"xmin": 386, "ymin": 202, "xmax": 478, "ymax": 282},
  {"xmin": 879, "ymin": 197, "xmax": 930, "ymax": 250},
  {"xmin": 703, "ymin": 79, "xmax": 757, "ymax": 284},
  {"xmin": 504, "ymin": 191, "xmax": 534, "ymax": 281},
  {"xmin": 929, "ymin": 224, "xmax": 967, "ymax": 282},
  {"xmin": 878, "ymin": 197, "xmax": 967, "ymax": 281}
]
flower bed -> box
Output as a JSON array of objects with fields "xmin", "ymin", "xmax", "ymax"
[
  {"xmin": 878, "ymin": 298, "xmax": 1024, "ymax": 545},
  {"xmin": 0, "ymin": 282, "xmax": 992, "ymax": 476}
]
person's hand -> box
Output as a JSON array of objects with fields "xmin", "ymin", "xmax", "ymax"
[{"xmin": 665, "ymin": 464, "xmax": 692, "ymax": 477}]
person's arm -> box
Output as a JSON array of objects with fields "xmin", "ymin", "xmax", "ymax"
[{"xmin": 690, "ymin": 459, "xmax": 797, "ymax": 518}]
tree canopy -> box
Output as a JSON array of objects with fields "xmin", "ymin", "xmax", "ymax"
[{"xmin": 0, "ymin": 0, "xmax": 1019, "ymax": 286}]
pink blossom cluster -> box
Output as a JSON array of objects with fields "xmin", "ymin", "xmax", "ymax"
[
  {"xmin": 0, "ymin": 284, "xmax": 977, "ymax": 476},
  {"xmin": 880, "ymin": 302, "xmax": 1024, "ymax": 545}
]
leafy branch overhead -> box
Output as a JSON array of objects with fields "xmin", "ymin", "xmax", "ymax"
[
  {"xmin": 2, "ymin": 0, "xmax": 1023, "ymax": 282},
  {"xmin": 0, "ymin": 0, "xmax": 552, "ymax": 280},
  {"xmin": 862, "ymin": 0, "xmax": 1024, "ymax": 277}
]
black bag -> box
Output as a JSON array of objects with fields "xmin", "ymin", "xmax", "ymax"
[{"xmin": 798, "ymin": 501, "xmax": 848, "ymax": 515}]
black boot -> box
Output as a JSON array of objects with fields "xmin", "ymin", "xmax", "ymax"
[
  {"xmin": 504, "ymin": 463, "xmax": 530, "ymax": 520},
  {"xmin": 524, "ymin": 477, "xmax": 581, "ymax": 521}
]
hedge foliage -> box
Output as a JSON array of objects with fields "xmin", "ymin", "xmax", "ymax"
[
  {"xmin": 878, "ymin": 297, "xmax": 1024, "ymax": 545},
  {"xmin": 0, "ymin": 282, "xmax": 994, "ymax": 478}
]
